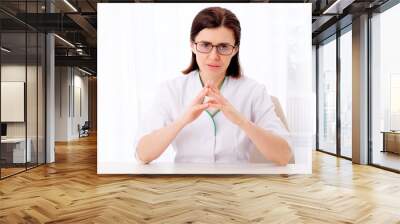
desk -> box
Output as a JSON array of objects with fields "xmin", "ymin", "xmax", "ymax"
[
  {"xmin": 98, "ymin": 163, "xmax": 311, "ymax": 175},
  {"xmin": 98, "ymin": 147, "xmax": 312, "ymax": 175},
  {"xmin": 1, "ymin": 138, "xmax": 31, "ymax": 163},
  {"xmin": 381, "ymin": 131, "xmax": 400, "ymax": 154}
]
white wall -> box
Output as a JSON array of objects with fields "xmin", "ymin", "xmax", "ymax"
[
  {"xmin": 55, "ymin": 67, "xmax": 89, "ymax": 141},
  {"xmin": 55, "ymin": 66, "xmax": 69, "ymax": 141}
]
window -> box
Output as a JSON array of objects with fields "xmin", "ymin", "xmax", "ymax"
[
  {"xmin": 318, "ymin": 36, "xmax": 337, "ymax": 154},
  {"xmin": 340, "ymin": 28, "xmax": 352, "ymax": 158},
  {"xmin": 371, "ymin": 2, "xmax": 400, "ymax": 171}
]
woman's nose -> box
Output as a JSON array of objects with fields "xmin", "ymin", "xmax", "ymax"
[{"xmin": 208, "ymin": 47, "xmax": 220, "ymax": 60}]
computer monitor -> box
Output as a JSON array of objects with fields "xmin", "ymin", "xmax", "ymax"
[{"xmin": 1, "ymin": 123, "xmax": 7, "ymax": 137}]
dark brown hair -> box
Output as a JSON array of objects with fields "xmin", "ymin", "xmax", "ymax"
[{"xmin": 182, "ymin": 7, "xmax": 242, "ymax": 78}]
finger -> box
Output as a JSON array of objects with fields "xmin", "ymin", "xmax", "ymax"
[
  {"xmin": 204, "ymin": 80, "xmax": 215, "ymax": 91},
  {"xmin": 207, "ymin": 99, "xmax": 222, "ymax": 106},
  {"xmin": 207, "ymin": 82, "xmax": 220, "ymax": 93},
  {"xmin": 195, "ymin": 103, "xmax": 209, "ymax": 111},
  {"xmin": 204, "ymin": 95, "xmax": 217, "ymax": 102},
  {"xmin": 208, "ymin": 103, "xmax": 222, "ymax": 110},
  {"xmin": 208, "ymin": 84, "xmax": 220, "ymax": 95},
  {"xmin": 192, "ymin": 88, "xmax": 208, "ymax": 104},
  {"xmin": 206, "ymin": 98, "xmax": 218, "ymax": 104},
  {"xmin": 207, "ymin": 89, "xmax": 224, "ymax": 103},
  {"xmin": 207, "ymin": 80, "xmax": 215, "ymax": 87}
]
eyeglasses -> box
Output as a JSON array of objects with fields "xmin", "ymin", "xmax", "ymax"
[{"xmin": 194, "ymin": 41, "xmax": 236, "ymax": 56}]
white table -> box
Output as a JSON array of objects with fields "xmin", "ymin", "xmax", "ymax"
[
  {"xmin": 98, "ymin": 162, "xmax": 311, "ymax": 175},
  {"xmin": 1, "ymin": 138, "xmax": 31, "ymax": 163},
  {"xmin": 98, "ymin": 147, "xmax": 312, "ymax": 175}
]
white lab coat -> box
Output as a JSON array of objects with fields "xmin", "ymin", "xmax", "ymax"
[{"xmin": 135, "ymin": 70, "xmax": 291, "ymax": 164}]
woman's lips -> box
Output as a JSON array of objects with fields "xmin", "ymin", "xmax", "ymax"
[{"xmin": 207, "ymin": 64, "xmax": 221, "ymax": 69}]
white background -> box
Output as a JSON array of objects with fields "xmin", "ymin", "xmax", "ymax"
[{"xmin": 98, "ymin": 3, "xmax": 313, "ymax": 174}]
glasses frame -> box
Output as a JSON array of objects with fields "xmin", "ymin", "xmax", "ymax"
[{"xmin": 193, "ymin": 41, "xmax": 237, "ymax": 56}]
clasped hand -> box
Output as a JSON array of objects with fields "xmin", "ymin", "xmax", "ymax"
[{"xmin": 179, "ymin": 81, "xmax": 246, "ymax": 126}]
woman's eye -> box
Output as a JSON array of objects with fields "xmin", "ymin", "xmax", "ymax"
[
  {"xmin": 218, "ymin": 44, "xmax": 229, "ymax": 50},
  {"xmin": 200, "ymin": 43, "xmax": 211, "ymax": 48}
]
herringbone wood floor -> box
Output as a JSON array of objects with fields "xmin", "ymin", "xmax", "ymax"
[{"xmin": 1, "ymin": 134, "xmax": 400, "ymax": 223}]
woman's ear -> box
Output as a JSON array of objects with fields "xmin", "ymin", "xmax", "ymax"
[
  {"xmin": 232, "ymin": 46, "xmax": 239, "ymax": 56},
  {"xmin": 190, "ymin": 42, "xmax": 196, "ymax": 54}
]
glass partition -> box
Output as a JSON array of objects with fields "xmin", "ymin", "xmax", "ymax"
[
  {"xmin": 371, "ymin": 3, "xmax": 400, "ymax": 171},
  {"xmin": 339, "ymin": 28, "xmax": 352, "ymax": 158},
  {"xmin": 317, "ymin": 36, "xmax": 337, "ymax": 155},
  {"xmin": 1, "ymin": 31, "xmax": 28, "ymax": 177},
  {"xmin": 0, "ymin": 1, "xmax": 46, "ymax": 179}
]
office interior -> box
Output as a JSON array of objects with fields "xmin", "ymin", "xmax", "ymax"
[{"xmin": 0, "ymin": 0, "xmax": 399, "ymax": 222}]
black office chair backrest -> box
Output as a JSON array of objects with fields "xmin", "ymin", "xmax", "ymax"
[{"xmin": 82, "ymin": 121, "xmax": 90, "ymax": 129}]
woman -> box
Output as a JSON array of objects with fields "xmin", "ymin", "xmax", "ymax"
[{"xmin": 135, "ymin": 6, "xmax": 293, "ymax": 165}]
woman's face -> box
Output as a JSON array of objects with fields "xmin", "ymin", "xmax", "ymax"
[{"xmin": 191, "ymin": 26, "xmax": 238, "ymax": 77}]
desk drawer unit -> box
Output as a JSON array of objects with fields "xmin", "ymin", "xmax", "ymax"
[
  {"xmin": 383, "ymin": 132, "xmax": 400, "ymax": 154},
  {"xmin": 0, "ymin": 139, "xmax": 32, "ymax": 164}
]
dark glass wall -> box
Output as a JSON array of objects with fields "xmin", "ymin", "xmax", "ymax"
[{"xmin": 0, "ymin": 0, "xmax": 46, "ymax": 179}]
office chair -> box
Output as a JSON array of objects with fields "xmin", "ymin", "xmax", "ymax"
[
  {"xmin": 270, "ymin": 96, "xmax": 289, "ymax": 131},
  {"xmin": 79, "ymin": 121, "xmax": 90, "ymax": 138},
  {"xmin": 249, "ymin": 95, "xmax": 294, "ymax": 164}
]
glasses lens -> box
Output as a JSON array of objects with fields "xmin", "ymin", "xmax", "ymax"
[
  {"xmin": 217, "ymin": 44, "xmax": 233, "ymax": 55},
  {"xmin": 197, "ymin": 42, "xmax": 212, "ymax": 53}
]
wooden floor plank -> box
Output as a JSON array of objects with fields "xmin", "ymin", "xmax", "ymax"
[{"xmin": 0, "ymin": 134, "xmax": 400, "ymax": 223}]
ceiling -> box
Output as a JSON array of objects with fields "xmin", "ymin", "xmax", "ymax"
[{"xmin": 0, "ymin": 0, "xmax": 393, "ymax": 75}]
